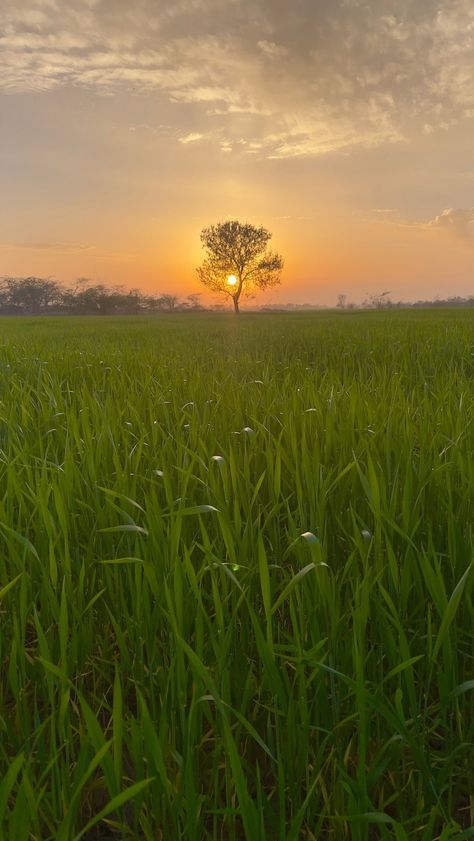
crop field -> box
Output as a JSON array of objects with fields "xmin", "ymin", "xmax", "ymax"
[{"xmin": 0, "ymin": 310, "xmax": 472, "ymax": 841}]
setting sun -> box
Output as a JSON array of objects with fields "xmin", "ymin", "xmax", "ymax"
[{"xmin": 227, "ymin": 275, "xmax": 238, "ymax": 286}]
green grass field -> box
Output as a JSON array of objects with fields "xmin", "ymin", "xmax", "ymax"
[{"xmin": 0, "ymin": 311, "xmax": 472, "ymax": 840}]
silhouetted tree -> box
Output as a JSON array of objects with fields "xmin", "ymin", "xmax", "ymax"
[
  {"xmin": 157, "ymin": 294, "xmax": 179, "ymax": 312},
  {"xmin": 0, "ymin": 276, "xmax": 62, "ymax": 313},
  {"xmin": 367, "ymin": 291, "xmax": 392, "ymax": 309},
  {"xmin": 185, "ymin": 293, "xmax": 203, "ymax": 310},
  {"xmin": 197, "ymin": 220, "xmax": 283, "ymax": 313}
]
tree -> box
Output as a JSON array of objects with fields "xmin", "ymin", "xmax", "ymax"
[
  {"xmin": 0, "ymin": 276, "xmax": 62, "ymax": 313},
  {"xmin": 157, "ymin": 294, "xmax": 179, "ymax": 312},
  {"xmin": 185, "ymin": 293, "xmax": 203, "ymax": 310},
  {"xmin": 197, "ymin": 220, "xmax": 283, "ymax": 313},
  {"xmin": 362, "ymin": 291, "xmax": 392, "ymax": 310}
]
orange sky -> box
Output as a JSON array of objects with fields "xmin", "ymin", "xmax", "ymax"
[{"xmin": 1, "ymin": 0, "xmax": 473, "ymax": 306}]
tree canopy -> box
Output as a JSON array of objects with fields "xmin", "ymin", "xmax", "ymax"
[
  {"xmin": 197, "ymin": 220, "xmax": 284, "ymax": 313},
  {"xmin": 0, "ymin": 277, "xmax": 203, "ymax": 315}
]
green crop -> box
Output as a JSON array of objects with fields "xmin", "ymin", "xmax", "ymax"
[{"xmin": 0, "ymin": 310, "xmax": 472, "ymax": 840}]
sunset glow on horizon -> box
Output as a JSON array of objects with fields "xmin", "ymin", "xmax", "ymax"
[{"xmin": 1, "ymin": 0, "xmax": 473, "ymax": 306}]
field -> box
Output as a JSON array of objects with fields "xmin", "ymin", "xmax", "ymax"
[{"xmin": 0, "ymin": 310, "xmax": 472, "ymax": 840}]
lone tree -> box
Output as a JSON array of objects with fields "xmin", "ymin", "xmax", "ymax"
[{"xmin": 197, "ymin": 220, "xmax": 283, "ymax": 313}]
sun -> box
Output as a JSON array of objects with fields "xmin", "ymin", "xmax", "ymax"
[{"xmin": 227, "ymin": 274, "xmax": 238, "ymax": 286}]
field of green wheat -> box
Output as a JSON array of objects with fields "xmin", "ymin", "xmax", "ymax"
[{"xmin": 0, "ymin": 311, "xmax": 472, "ymax": 840}]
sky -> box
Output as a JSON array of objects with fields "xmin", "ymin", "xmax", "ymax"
[{"xmin": 0, "ymin": 0, "xmax": 473, "ymax": 306}]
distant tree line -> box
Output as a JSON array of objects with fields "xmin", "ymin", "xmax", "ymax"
[
  {"xmin": 335, "ymin": 291, "xmax": 474, "ymax": 310},
  {"xmin": 262, "ymin": 294, "xmax": 474, "ymax": 312},
  {"xmin": 1, "ymin": 276, "xmax": 473, "ymax": 315},
  {"xmin": 0, "ymin": 277, "xmax": 206, "ymax": 315},
  {"xmin": 408, "ymin": 297, "xmax": 474, "ymax": 308}
]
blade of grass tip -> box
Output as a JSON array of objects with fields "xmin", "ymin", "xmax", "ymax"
[
  {"xmin": 6, "ymin": 778, "xmax": 33, "ymax": 840},
  {"xmin": 271, "ymin": 563, "xmax": 316, "ymax": 615},
  {"xmin": 113, "ymin": 667, "xmax": 123, "ymax": 791},
  {"xmin": 98, "ymin": 486, "xmax": 146, "ymax": 514},
  {"xmin": 248, "ymin": 605, "xmax": 287, "ymax": 711},
  {"xmin": 59, "ymin": 578, "xmax": 69, "ymax": 675},
  {"xmin": 0, "ymin": 753, "xmax": 24, "ymax": 823},
  {"xmin": 79, "ymin": 696, "xmax": 117, "ymax": 798},
  {"xmin": 350, "ymin": 812, "xmax": 393, "ymax": 825},
  {"xmin": 448, "ymin": 680, "xmax": 474, "ymax": 698},
  {"xmin": 0, "ymin": 573, "xmax": 23, "ymax": 601},
  {"xmin": 164, "ymin": 504, "xmax": 220, "ymax": 517},
  {"xmin": 98, "ymin": 524, "xmax": 149, "ymax": 535},
  {"xmin": 392, "ymin": 826, "xmax": 410, "ymax": 841},
  {"xmin": 37, "ymin": 656, "xmax": 72, "ymax": 686},
  {"xmin": 136, "ymin": 690, "xmax": 171, "ymax": 795},
  {"xmin": 221, "ymin": 722, "xmax": 262, "ymax": 841},
  {"xmin": 199, "ymin": 695, "xmax": 276, "ymax": 762},
  {"xmin": 55, "ymin": 741, "xmax": 114, "ymax": 841},
  {"xmin": 175, "ymin": 636, "xmax": 221, "ymax": 702},
  {"xmin": 81, "ymin": 587, "xmax": 107, "ymax": 619},
  {"xmin": 99, "ymin": 557, "xmax": 144, "ymax": 565},
  {"xmin": 432, "ymin": 563, "xmax": 472, "ymax": 664},
  {"xmin": 258, "ymin": 534, "xmax": 272, "ymax": 645},
  {"xmin": 382, "ymin": 655, "xmax": 425, "ymax": 684},
  {"xmin": 0, "ymin": 523, "xmax": 39, "ymax": 560},
  {"xmin": 324, "ymin": 459, "xmax": 357, "ymax": 497},
  {"xmin": 71, "ymin": 778, "xmax": 153, "ymax": 841},
  {"xmin": 286, "ymin": 768, "xmax": 322, "ymax": 841}
]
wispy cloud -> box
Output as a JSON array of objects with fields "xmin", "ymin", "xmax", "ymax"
[
  {"xmin": 0, "ymin": 0, "xmax": 473, "ymax": 159},
  {"xmin": 10, "ymin": 241, "xmax": 93, "ymax": 252},
  {"xmin": 179, "ymin": 132, "xmax": 204, "ymax": 144},
  {"xmin": 257, "ymin": 40, "xmax": 288, "ymax": 59}
]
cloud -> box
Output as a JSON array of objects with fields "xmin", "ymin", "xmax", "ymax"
[
  {"xmin": 257, "ymin": 40, "xmax": 288, "ymax": 59},
  {"xmin": 0, "ymin": 0, "xmax": 473, "ymax": 158},
  {"xmin": 397, "ymin": 208, "xmax": 474, "ymax": 243},
  {"xmin": 170, "ymin": 84, "xmax": 239, "ymax": 105},
  {"xmin": 179, "ymin": 132, "xmax": 204, "ymax": 144},
  {"xmin": 12, "ymin": 241, "xmax": 93, "ymax": 252},
  {"xmin": 428, "ymin": 208, "xmax": 474, "ymax": 240}
]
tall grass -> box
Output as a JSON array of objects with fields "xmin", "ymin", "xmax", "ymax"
[{"xmin": 0, "ymin": 310, "xmax": 472, "ymax": 840}]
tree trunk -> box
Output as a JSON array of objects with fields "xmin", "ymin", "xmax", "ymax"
[{"xmin": 233, "ymin": 296, "xmax": 240, "ymax": 314}]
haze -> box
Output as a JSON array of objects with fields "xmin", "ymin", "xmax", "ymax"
[{"xmin": 1, "ymin": 0, "xmax": 473, "ymax": 306}]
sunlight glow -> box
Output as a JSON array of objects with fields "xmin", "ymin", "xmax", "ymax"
[{"xmin": 227, "ymin": 274, "xmax": 238, "ymax": 286}]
